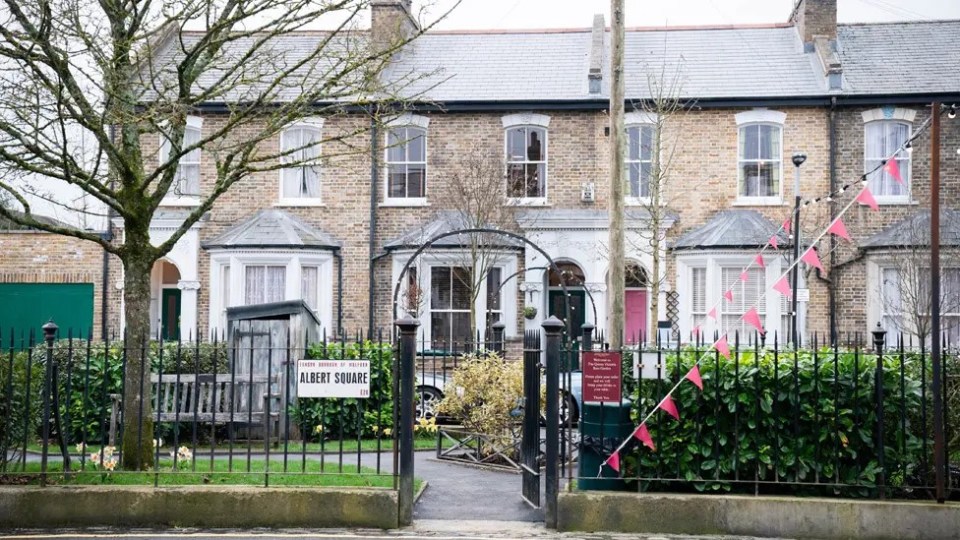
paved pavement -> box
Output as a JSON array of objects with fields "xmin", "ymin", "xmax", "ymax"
[{"xmin": 0, "ymin": 523, "xmax": 787, "ymax": 539}]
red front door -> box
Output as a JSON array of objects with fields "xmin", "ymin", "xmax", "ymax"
[{"xmin": 625, "ymin": 290, "xmax": 648, "ymax": 344}]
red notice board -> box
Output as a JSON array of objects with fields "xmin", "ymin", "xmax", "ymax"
[{"xmin": 583, "ymin": 351, "xmax": 622, "ymax": 403}]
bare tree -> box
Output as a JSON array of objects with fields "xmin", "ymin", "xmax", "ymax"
[
  {"xmin": 0, "ymin": 0, "xmax": 454, "ymax": 468},
  {"xmin": 878, "ymin": 211, "xmax": 960, "ymax": 344},
  {"xmin": 432, "ymin": 143, "xmax": 518, "ymax": 345},
  {"xmin": 626, "ymin": 61, "xmax": 688, "ymax": 339}
]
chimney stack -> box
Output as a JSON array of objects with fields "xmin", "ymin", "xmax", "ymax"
[
  {"xmin": 790, "ymin": 0, "xmax": 841, "ymax": 90},
  {"xmin": 790, "ymin": 0, "xmax": 837, "ymax": 44},
  {"xmin": 371, "ymin": 0, "xmax": 420, "ymax": 52},
  {"xmin": 588, "ymin": 14, "xmax": 605, "ymax": 94}
]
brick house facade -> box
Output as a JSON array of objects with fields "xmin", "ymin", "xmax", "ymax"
[{"xmin": 2, "ymin": 0, "xmax": 957, "ymax": 346}]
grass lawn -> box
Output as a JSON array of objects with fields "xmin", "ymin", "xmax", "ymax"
[
  {"xmin": 29, "ymin": 436, "xmax": 448, "ymax": 455},
  {"xmin": 4, "ymin": 458, "xmax": 415, "ymax": 489}
]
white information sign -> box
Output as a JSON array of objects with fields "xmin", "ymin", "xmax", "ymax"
[
  {"xmin": 297, "ymin": 359, "xmax": 370, "ymax": 398},
  {"xmin": 796, "ymin": 288, "xmax": 810, "ymax": 302}
]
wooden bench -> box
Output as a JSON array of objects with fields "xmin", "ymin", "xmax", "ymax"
[{"xmin": 149, "ymin": 373, "xmax": 281, "ymax": 426}]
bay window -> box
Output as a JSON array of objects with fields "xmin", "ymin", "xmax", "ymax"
[
  {"xmin": 430, "ymin": 266, "xmax": 472, "ymax": 349},
  {"xmin": 244, "ymin": 265, "xmax": 286, "ymax": 305}
]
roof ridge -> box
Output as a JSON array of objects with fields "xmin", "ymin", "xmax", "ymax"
[
  {"xmin": 425, "ymin": 22, "xmax": 792, "ymax": 36},
  {"xmin": 838, "ymin": 18, "xmax": 960, "ymax": 27}
]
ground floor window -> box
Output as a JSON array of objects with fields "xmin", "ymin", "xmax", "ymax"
[
  {"xmin": 244, "ymin": 265, "xmax": 286, "ymax": 304},
  {"xmin": 430, "ymin": 266, "xmax": 472, "ymax": 349},
  {"xmin": 680, "ymin": 253, "xmax": 789, "ymax": 342},
  {"xmin": 880, "ymin": 265, "xmax": 960, "ymax": 345}
]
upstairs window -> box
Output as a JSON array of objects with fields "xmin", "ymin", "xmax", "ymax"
[
  {"xmin": 626, "ymin": 124, "xmax": 654, "ymax": 199},
  {"xmin": 159, "ymin": 117, "xmax": 202, "ymax": 199},
  {"xmin": 280, "ymin": 124, "xmax": 322, "ymax": 201},
  {"xmin": 506, "ymin": 126, "xmax": 547, "ymax": 199},
  {"xmin": 738, "ymin": 123, "xmax": 782, "ymax": 200},
  {"xmin": 865, "ymin": 121, "xmax": 911, "ymax": 199},
  {"xmin": 386, "ymin": 126, "xmax": 427, "ymax": 199}
]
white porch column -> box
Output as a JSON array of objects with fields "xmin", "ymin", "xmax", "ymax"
[
  {"xmin": 178, "ymin": 280, "xmax": 201, "ymax": 339},
  {"xmin": 585, "ymin": 282, "xmax": 607, "ymax": 339}
]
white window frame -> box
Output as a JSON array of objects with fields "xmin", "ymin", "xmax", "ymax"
[
  {"xmin": 208, "ymin": 250, "xmax": 334, "ymax": 335},
  {"xmin": 391, "ymin": 249, "xmax": 519, "ymax": 351},
  {"xmin": 278, "ymin": 118, "xmax": 324, "ymax": 206},
  {"xmin": 382, "ymin": 113, "xmax": 430, "ymax": 207},
  {"xmin": 625, "ymin": 123, "xmax": 656, "ymax": 204},
  {"xmin": 862, "ymin": 108, "xmax": 915, "ymax": 205},
  {"xmin": 503, "ymin": 113, "xmax": 550, "ymax": 205},
  {"xmin": 677, "ymin": 251, "xmax": 791, "ymax": 343},
  {"xmin": 159, "ymin": 115, "xmax": 203, "ymax": 206},
  {"xmin": 734, "ymin": 110, "xmax": 785, "ymax": 206},
  {"xmin": 867, "ymin": 254, "xmax": 960, "ymax": 345}
]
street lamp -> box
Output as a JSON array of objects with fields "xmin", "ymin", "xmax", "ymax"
[{"xmin": 791, "ymin": 152, "xmax": 807, "ymax": 347}]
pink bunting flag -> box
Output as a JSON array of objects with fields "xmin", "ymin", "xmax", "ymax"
[
  {"xmin": 856, "ymin": 187, "xmax": 879, "ymax": 211},
  {"xmin": 606, "ymin": 451, "xmax": 620, "ymax": 472},
  {"xmin": 723, "ymin": 290, "xmax": 734, "ymax": 302},
  {"xmin": 739, "ymin": 271, "xmax": 749, "ymax": 283},
  {"xmin": 707, "ymin": 307, "xmax": 717, "ymax": 320},
  {"xmin": 773, "ymin": 276, "xmax": 793, "ymax": 299},
  {"xmin": 827, "ymin": 218, "xmax": 851, "ymax": 241},
  {"xmin": 782, "ymin": 217, "xmax": 792, "ymax": 234},
  {"xmin": 755, "ymin": 254, "xmax": 766, "ymax": 269},
  {"xmin": 801, "ymin": 248, "xmax": 824, "ymax": 272},
  {"xmin": 633, "ymin": 423, "xmax": 656, "ymax": 451},
  {"xmin": 769, "ymin": 235, "xmax": 779, "ymax": 249},
  {"xmin": 714, "ymin": 335, "xmax": 731, "ymax": 359},
  {"xmin": 685, "ymin": 365, "xmax": 704, "ymax": 391},
  {"xmin": 659, "ymin": 395, "xmax": 680, "ymax": 420},
  {"xmin": 744, "ymin": 307, "xmax": 765, "ymax": 334},
  {"xmin": 883, "ymin": 158, "xmax": 903, "ymax": 184}
]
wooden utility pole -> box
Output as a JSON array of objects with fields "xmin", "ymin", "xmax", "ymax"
[
  {"xmin": 608, "ymin": 0, "xmax": 626, "ymax": 349},
  {"xmin": 930, "ymin": 101, "xmax": 945, "ymax": 503}
]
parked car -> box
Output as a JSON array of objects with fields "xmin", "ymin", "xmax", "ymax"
[{"xmin": 415, "ymin": 369, "xmax": 582, "ymax": 426}]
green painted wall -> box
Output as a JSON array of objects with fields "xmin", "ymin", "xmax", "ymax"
[{"xmin": 0, "ymin": 283, "xmax": 94, "ymax": 338}]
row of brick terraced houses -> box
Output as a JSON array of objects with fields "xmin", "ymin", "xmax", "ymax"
[{"xmin": 1, "ymin": 0, "xmax": 958, "ymax": 348}]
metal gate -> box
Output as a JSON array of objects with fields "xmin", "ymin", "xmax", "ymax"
[{"xmin": 520, "ymin": 330, "xmax": 542, "ymax": 508}]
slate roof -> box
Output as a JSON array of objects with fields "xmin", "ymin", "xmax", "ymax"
[
  {"xmin": 837, "ymin": 20, "xmax": 960, "ymax": 96},
  {"xmin": 147, "ymin": 18, "xmax": 960, "ymax": 104},
  {"xmin": 202, "ymin": 209, "xmax": 341, "ymax": 250},
  {"xmin": 861, "ymin": 209, "xmax": 960, "ymax": 249},
  {"xmin": 388, "ymin": 25, "xmax": 826, "ymax": 102},
  {"xmin": 383, "ymin": 211, "xmax": 523, "ymax": 250},
  {"xmin": 672, "ymin": 209, "xmax": 790, "ymax": 250}
]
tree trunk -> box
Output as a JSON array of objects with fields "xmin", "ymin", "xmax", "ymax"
[
  {"xmin": 120, "ymin": 225, "xmax": 156, "ymax": 470},
  {"xmin": 607, "ymin": 0, "xmax": 626, "ymax": 349},
  {"xmin": 651, "ymin": 246, "xmax": 660, "ymax": 341}
]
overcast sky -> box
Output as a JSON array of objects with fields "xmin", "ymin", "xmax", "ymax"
[{"xmin": 419, "ymin": 0, "xmax": 960, "ymax": 29}]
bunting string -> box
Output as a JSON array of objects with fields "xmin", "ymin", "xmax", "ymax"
[{"xmin": 602, "ymin": 110, "xmax": 943, "ymax": 475}]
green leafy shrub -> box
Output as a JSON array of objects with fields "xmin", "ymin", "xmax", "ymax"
[
  {"xmin": 290, "ymin": 341, "xmax": 394, "ymax": 440},
  {"xmin": 0, "ymin": 350, "xmax": 44, "ymax": 469},
  {"xmin": 27, "ymin": 340, "xmax": 228, "ymax": 444},
  {"xmin": 438, "ymin": 352, "xmax": 524, "ymax": 437},
  {"xmin": 622, "ymin": 347, "xmax": 930, "ymax": 497}
]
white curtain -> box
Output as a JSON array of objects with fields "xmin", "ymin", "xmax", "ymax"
[
  {"xmin": 301, "ymin": 266, "xmax": 318, "ymax": 309},
  {"xmin": 245, "ymin": 265, "xmax": 286, "ymax": 304},
  {"xmin": 281, "ymin": 127, "xmax": 321, "ymax": 199},
  {"xmin": 866, "ymin": 122, "xmax": 909, "ymax": 197}
]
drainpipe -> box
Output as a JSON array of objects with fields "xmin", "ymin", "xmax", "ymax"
[
  {"xmin": 368, "ymin": 110, "xmax": 380, "ymax": 338},
  {"xmin": 828, "ymin": 96, "xmax": 838, "ymax": 345}
]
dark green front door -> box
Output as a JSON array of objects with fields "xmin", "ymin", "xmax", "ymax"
[
  {"xmin": 161, "ymin": 288, "xmax": 181, "ymax": 341},
  {"xmin": 548, "ymin": 289, "xmax": 586, "ymax": 339}
]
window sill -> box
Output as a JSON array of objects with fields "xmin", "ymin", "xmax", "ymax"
[
  {"xmin": 275, "ymin": 199, "xmax": 325, "ymax": 208},
  {"xmin": 732, "ymin": 198, "xmax": 786, "ymax": 207},
  {"xmin": 506, "ymin": 198, "xmax": 550, "ymax": 207},
  {"xmin": 160, "ymin": 197, "xmax": 201, "ymax": 207},
  {"xmin": 380, "ymin": 198, "xmax": 430, "ymax": 208},
  {"xmin": 869, "ymin": 197, "xmax": 919, "ymax": 207},
  {"xmin": 626, "ymin": 197, "xmax": 652, "ymax": 207}
]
